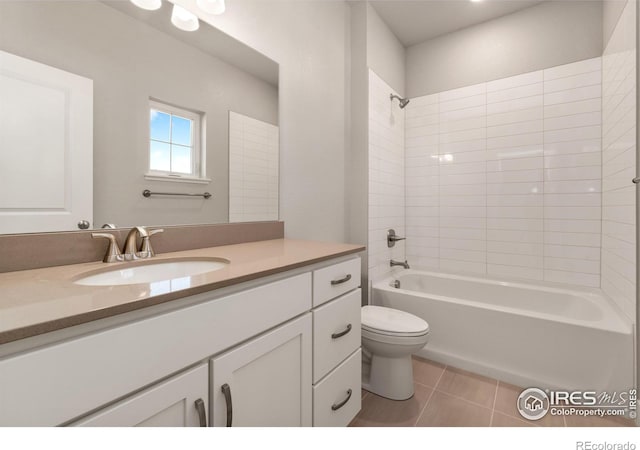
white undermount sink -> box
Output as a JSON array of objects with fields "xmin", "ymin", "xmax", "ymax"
[{"xmin": 74, "ymin": 259, "xmax": 230, "ymax": 286}]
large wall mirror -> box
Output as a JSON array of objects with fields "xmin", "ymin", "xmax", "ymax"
[{"xmin": 0, "ymin": 0, "xmax": 279, "ymax": 234}]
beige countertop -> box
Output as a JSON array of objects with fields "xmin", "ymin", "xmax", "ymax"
[{"xmin": 0, "ymin": 239, "xmax": 364, "ymax": 345}]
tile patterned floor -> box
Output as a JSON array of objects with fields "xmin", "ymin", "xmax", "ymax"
[{"xmin": 350, "ymin": 356, "xmax": 635, "ymax": 427}]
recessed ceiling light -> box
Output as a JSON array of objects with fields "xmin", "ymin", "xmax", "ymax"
[
  {"xmin": 470, "ymin": 0, "xmax": 484, "ymax": 3},
  {"xmin": 171, "ymin": 4, "xmax": 200, "ymax": 32},
  {"xmin": 130, "ymin": 0, "xmax": 162, "ymax": 10}
]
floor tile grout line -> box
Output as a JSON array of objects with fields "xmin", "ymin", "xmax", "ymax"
[
  {"xmin": 430, "ymin": 367, "xmax": 500, "ymax": 410},
  {"xmin": 413, "ymin": 365, "xmax": 448, "ymax": 427},
  {"xmin": 414, "ymin": 380, "xmax": 440, "ymax": 390},
  {"xmin": 489, "ymin": 380, "xmax": 500, "ymax": 426},
  {"xmin": 431, "ymin": 388, "xmax": 499, "ymax": 411}
]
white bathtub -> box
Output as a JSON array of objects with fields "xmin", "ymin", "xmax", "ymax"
[{"xmin": 372, "ymin": 270, "xmax": 634, "ymax": 393}]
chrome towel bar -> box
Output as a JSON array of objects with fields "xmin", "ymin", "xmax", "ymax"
[{"xmin": 142, "ymin": 189, "xmax": 212, "ymax": 199}]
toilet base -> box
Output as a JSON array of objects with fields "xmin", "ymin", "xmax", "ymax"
[{"xmin": 362, "ymin": 353, "xmax": 415, "ymax": 401}]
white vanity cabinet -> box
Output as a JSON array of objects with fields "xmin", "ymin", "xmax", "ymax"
[
  {"xmin": 210, "ymin": 314, "xmax": 312, "ymax": 427},
  {"xmin": 0, "ymin": 255, "xmax": 362, "ymax": 427}
]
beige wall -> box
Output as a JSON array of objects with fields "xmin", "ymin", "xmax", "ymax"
[
  {"xmin": 0, "ymin": 1, "xmax": 278, "ymax": 228},
  {"xmin": 604, "ymin": 0, "xmax": 629, "ymax": 47},
  {"xmin": 176, "ymin": 0, "xmax": 350, "ymax": 242},
  {"xmin": 346, "ymin": 2, "xmax": 407, "ymax": 303},
  {"xmin": 406, "ymin": 1, "xmax": 603, "ymax": 97},
  {"xmin": 366, "ymin": 3, "xmax": 406, "ymax": 96},
  {"xmin": 347, "ymin": 2, "xmax": 371, "ymax": 303}
]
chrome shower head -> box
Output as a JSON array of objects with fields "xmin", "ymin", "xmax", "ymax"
[{"xmin": 390, "ymin": 93, "xmax": 410, "ymax": 109}]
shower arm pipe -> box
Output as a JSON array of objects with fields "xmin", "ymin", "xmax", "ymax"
[{"xmin": 390, "ymin": 93, "xmax": 410, "ymax": 109}]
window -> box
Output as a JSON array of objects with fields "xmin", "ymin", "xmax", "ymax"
[{"xmin": 146, "ymin": 100, "xmax": 207, "ymax": 183}]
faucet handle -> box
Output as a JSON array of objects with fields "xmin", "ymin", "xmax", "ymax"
[
  {"xmin": 139, "ymin": 228, "xmax": 164, "ymax": 258},
  {"xmin": 92, "ymin": 232, "xmax": 123, "ymax": 263}
]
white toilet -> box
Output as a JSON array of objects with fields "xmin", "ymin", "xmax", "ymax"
[{"xmin": 361, "ymin": 305, "xmax": 430, "ymax": 401}]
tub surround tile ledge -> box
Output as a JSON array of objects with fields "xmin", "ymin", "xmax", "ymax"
[{"xmin": 0, "ymin": 238, "xmax": 365, "ymax": 344}]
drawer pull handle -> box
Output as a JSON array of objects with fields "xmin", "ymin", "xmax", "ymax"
[
  {"xmin": 331, "ymin": 323, "xmax": 352, "ymax": 339},
  {"xmin": 194, "ymin": 398, "xmax": 207, "ymax": 427},
  {"xmin": 331, "ymin": 389, "xmax": 353, "ymax": 411},
  {"xmin": 221, "ymin": 383, "xmax": 233, "ymax": 427},
  {"xmin": 331, "ymin": 274, "xmax": 352, "ymax": 285}
]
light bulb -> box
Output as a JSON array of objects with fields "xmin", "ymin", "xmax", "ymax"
[
  {"xmin": 196, "ymin": 0, "xmax": 225, "ymax": 15},
  {"xmin": 130, "ymin": 0, "xmax": 162, "ymax": 10},
  {"xmin": 171, "ymin": 4, "xmax": 200, "ymax": 32}
]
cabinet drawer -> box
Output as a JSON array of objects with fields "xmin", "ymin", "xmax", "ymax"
[
  {"xmin": 313, "ymin": 289, "xmax": 361, "ymax": 383},
  {"xmin": 313, "ymin": 349, "xmax": 361, "ymax": 427},
  {"xmin": 313, "ymin": 258, "xmax": 360, "ymax": 307}
]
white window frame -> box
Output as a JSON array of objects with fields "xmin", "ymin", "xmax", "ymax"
[{"xmin": 145, "ymin": 99, "xmax": 209, "ymax": 184}]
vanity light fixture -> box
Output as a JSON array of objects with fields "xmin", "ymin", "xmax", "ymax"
[
  {"xmin": 470, "ymin": 0, "xmax": 483, "ymax": 2},
  {"xmin": 171, "ymin": 4, "xmax": 200, "ymax": 31},
  {"xmin": 196, "ymin": 0, "xmax": 226, "ymax": 15},
  {"xmin": 130, "ymin": 0, "xmax": 162, "ymax": 10}
]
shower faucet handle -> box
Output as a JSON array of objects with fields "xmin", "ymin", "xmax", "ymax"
[{"xmin": 387, "ymin": 229, "xmax": 406, "ymax": 248}]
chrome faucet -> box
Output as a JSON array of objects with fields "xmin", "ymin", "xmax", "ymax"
[
  {"xmin": 123, "ymin": 226, "xmax": 149, "ymax": 260},
  {"xmin": 92, "ymin": 226, "xmax": 164, "ymax": 263},
  {"xmin": 390, "ymin": 259, "xmax": 410, "ymax": 269},
  {"xmin": 387, "ymin": 229, "xmax": 406, "ymax": 248}
]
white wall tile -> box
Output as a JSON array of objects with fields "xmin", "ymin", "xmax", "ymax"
[
  {"xmin": 601, "ymin": 0, "xmax": 636, "ymax": 319},
  {"xmin": 543, "ymin": 70, "xmax": 601, "ymax": 93},
  {"xmin": 543, "ymin": 85, "xmax": 601, "ymax": 105},
  {"xmin": 544, "ymin": 57, "xmax": 602, "ymax": 80},
  {"xmin": 487, "ymin": 107, "xmax": 544, "ymax": 127},
  {"xmin": 543, "ymin": 98, "xmax": 601, "ymax": 118},
  {"xmin": 368, "ymin": 70, "xmax": 407, "ymax": 291},
  {"xmin": 486, "ymin": 70, "xmax": 543, "ymax": 92},
  {"xmin": 401, "ymin": 53, "xmax": 634, "ymax": 296},
  {"xmin": 487, "ymin": 83, "xmax": 543, "ymax": 104},
  {"xmin": 487, "ymin": 95, "xmax": 543, "ymax": 114},
  {"xmin": 228, "ymin": 111, "xmax": 279, "ymax": 223}
]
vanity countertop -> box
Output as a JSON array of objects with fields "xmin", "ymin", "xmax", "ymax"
[{"xmin": 0, "ymin": 239, "xmax": 364, "ymax": 344}]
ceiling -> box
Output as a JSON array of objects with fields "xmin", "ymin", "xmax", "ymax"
[{"xmin": 369, "ymin": 0, "xmax": 547, "ymax": 47}]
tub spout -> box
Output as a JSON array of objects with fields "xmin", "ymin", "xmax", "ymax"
[{"xmin": 390, "ymin": 259, "xmax": 410, "ymax": 269}]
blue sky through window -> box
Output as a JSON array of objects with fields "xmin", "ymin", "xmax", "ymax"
[{"xmin": 149, "ymin": 108, "xmax": 193, "ymax": 174}]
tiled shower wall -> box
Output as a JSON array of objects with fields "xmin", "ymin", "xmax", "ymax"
[
  {"xmin": 368, "ymin": 70, "xmax": 406, "ymax": 285},
  {"xmin": 405, "ymin": 57, "xmax": 605, "ymax": 287},
  {"xmin": 229, "ymin": 111, "xmax": 279, "ymax": 223},
  {"xmin": 601, "ymin": 0, "xmax": 636, "ymax": 319}
]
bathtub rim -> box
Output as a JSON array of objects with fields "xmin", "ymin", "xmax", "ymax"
[{"xmin": 372, "ymin": 269, "xmax": 632, "ymax": 335}]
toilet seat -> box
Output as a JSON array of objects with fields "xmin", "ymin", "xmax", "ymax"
[{"xmin": 361, "ymin": 305, "xmax": 429, "ymax": 337}]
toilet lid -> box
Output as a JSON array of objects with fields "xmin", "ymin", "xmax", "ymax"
[{"xmin": 361, "ymin": 305, "xmax": 429, "ymax": 337}]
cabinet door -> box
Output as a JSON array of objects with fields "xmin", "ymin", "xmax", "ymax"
[
  {"xmin": 72, "ymin": 364, "xmax": 208, "ymax": 427},
  {"xmin": 211, "ymin": 314, "xmax": 312, "ymax": 427}
]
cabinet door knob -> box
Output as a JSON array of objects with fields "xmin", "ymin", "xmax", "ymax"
[
  {"xmin": 194, "ymin": 398, "xmax": 207, "ymax": 427},
  {"xmin": 221, "ymin": 383, "xmax": 233, "ymax": 427},
  {"xmin": 331, "ymin": 324, "xmax": 352, "ymax": 339},
  {"xmin": 330, "ymin": 274, "xmax": 352, "ymax": 285},
  {"xmin": 331, "ymin": 389, "xmax": 353, "ymax": 411}
]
